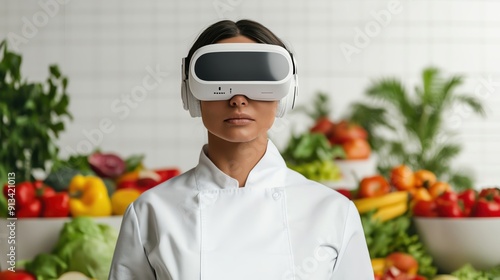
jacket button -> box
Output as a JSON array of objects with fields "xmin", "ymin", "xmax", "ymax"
[{"xmin": 272, "ymin": 192, "xmax": 281, "ymax": 200}]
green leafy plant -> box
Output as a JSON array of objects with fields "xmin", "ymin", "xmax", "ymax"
[
  {"xmin": 347, "ymin": 67, "xmax": 485, "ymax": 190},
  {"xmin": 293, "ymin": 91, "xmax": 332, "ymax": 121},
  {"xmin": 361, "ymin": 212, "xmax": 437, "ymax": 278},
  {"xmin": 0, "ymin": 39, "xmax": 72, "ymax": 183}
]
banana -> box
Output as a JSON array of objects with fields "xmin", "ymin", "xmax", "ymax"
[
  {"xmin": 372, "ymin": 201, "xmax": 408, "ymax": 222},
  {"xmin": 353, "ymin": 191, "xmax": 409, "ymax": 214}
]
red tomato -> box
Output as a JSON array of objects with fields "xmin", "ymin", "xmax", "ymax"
[
  {"xmin": 412, "ymin": 200, "xmax": 438, "ymax": 217},
  {"xmin": 359, "ymin": 175, "xmax": 390, "ymax": 198},
  {"xmin": 342, "ymin": 138, "xmax": 371, "ymax": 160},
  {"xmin": 310, "ymin": 117, "xmax": 335, "ymax": 137},
  {"xmin": 329, "ymin": 120, "xmax": 368, "ymax": 145}
]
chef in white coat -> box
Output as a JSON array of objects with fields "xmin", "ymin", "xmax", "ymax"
[{"xmin": 109, "ymin": 19, "xmax": 374, "ymax": 280}]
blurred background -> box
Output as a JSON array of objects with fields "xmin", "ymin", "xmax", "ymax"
[{"xmin": 1, "ymin": 0, "xmax": 499, "ymax": 186}]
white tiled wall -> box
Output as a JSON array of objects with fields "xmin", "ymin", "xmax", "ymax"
[{"xmin": 1, "ymin": 0, "xmax": 499, "ymax": 186}]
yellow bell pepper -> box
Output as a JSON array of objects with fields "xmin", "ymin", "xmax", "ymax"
[
  {"xmin": 111, "ymin": 188, "xmax": 141, "ymax": 215},
  {"xmin": 371, "ymin": 258, "xmax": 386, "ymax": 276},
  {"xmin": 68, "ymin": 175, "xmax": 112, "ymax": 217}
]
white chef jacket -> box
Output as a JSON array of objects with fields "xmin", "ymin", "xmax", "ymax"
[{"xmin": 109, "ymin": 140, "xmax": 373, "ymax": 280}]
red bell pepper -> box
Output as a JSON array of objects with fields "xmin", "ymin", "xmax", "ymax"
[
  {"xmin": 2, "ymin": 181, "xmax": 68, "ymax": 218},
  {"xmin": 412, "ymin": 200, "xmax": 438, "ymax": 217},
  {"xmin": 473, "ymin": 197, "xmax": 500, "ymax": 217},
  {"xmin": 436, "ymin": 191, "xmax": 464, "ymax": 218},
  {"xmin": 478, "ymin": 187, "xmax": 500, "ymax": 203},
  {"xmin": 117, "ymin": 179, "xmax": 156, "ymax": 193},
  {"xmin": 2, "ymin": 182, "xmax": 35, "ymax": 208},
  {"xmin": 458, "ymin": 189, "xmax": 476, "ymax": 216},
  {"xmin": 15, "ymin": 199, "xmax": 42, "ymax": 218},
  {"xmin": 2, "ymin": 181, "xmax": 41, "ymax": 218},
  {"xmin": 41, "ymin": 192, "xmax": 70, "ymax": 217}
]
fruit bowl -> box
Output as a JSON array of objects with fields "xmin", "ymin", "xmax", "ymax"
[{"xmin": 413, "ymin": 217, "xmax": 500, "ymax": 273}]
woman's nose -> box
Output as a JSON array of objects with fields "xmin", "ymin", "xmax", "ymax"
[{"xmin": 229, "ymin": 95, "xmax": 248, "ymax": 107}]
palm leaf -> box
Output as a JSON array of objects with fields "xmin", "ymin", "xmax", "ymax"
[
  {"xmin": 366, "ymin": 79, "xmax": 413, "ymax": 114},
  {"xmin": 437, "ymin": 75, "xmax": 463, "ymax": 110},
  {"xmin": 419, "ymin": 67, "xmax": 440, "ymax": 105},
  {"xmin": 423, "ymin": 143, "xmax": 462, "ymax": 175},
  {"xmin": 347, "ymin": 103, "xmax": 394, "ymax": 131}
]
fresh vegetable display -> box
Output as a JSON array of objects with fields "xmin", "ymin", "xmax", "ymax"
[
  {"xmin": 1, "ymin": 151, "xmax": 181, "ymax": 219},
  {"xmin": 412, "ymin": 187, "xmax": 500, "ymax": 218}
]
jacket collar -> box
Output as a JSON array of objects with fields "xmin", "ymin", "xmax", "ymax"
[{"xmin": 194, "ymin": 140, "xmax": 287, "ymax": 191}]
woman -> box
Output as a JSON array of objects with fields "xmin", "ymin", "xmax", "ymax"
[{"xmin": 109, "ymin": 19, "xmax": 373, "ymax": 280}]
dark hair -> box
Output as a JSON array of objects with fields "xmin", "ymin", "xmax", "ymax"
[{"xmin": 185, "ymin": 19, "xmax": 288, "ymax": 76}]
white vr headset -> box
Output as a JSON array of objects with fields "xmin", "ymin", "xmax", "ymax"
[{"xmin": 181, "ymin": 43, "xmax": 298, "ymax": 118}]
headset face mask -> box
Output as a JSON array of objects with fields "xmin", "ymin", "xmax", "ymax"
[{"xmin": 181, "ymin": 43, "xmax": 298, "ymax": 118}]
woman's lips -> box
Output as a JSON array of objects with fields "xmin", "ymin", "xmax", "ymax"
[{"xmin": 224, "ymin": 114, "xmax": 254, "ymax": 125}]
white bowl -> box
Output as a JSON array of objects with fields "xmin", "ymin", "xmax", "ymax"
[
  {"xmin": 0, "ymin": 216, "xmax": 122, "ymax": 270},
  {"xmin": 414, "ymin": 217, "xmax": 500, "ymax": 273}
]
